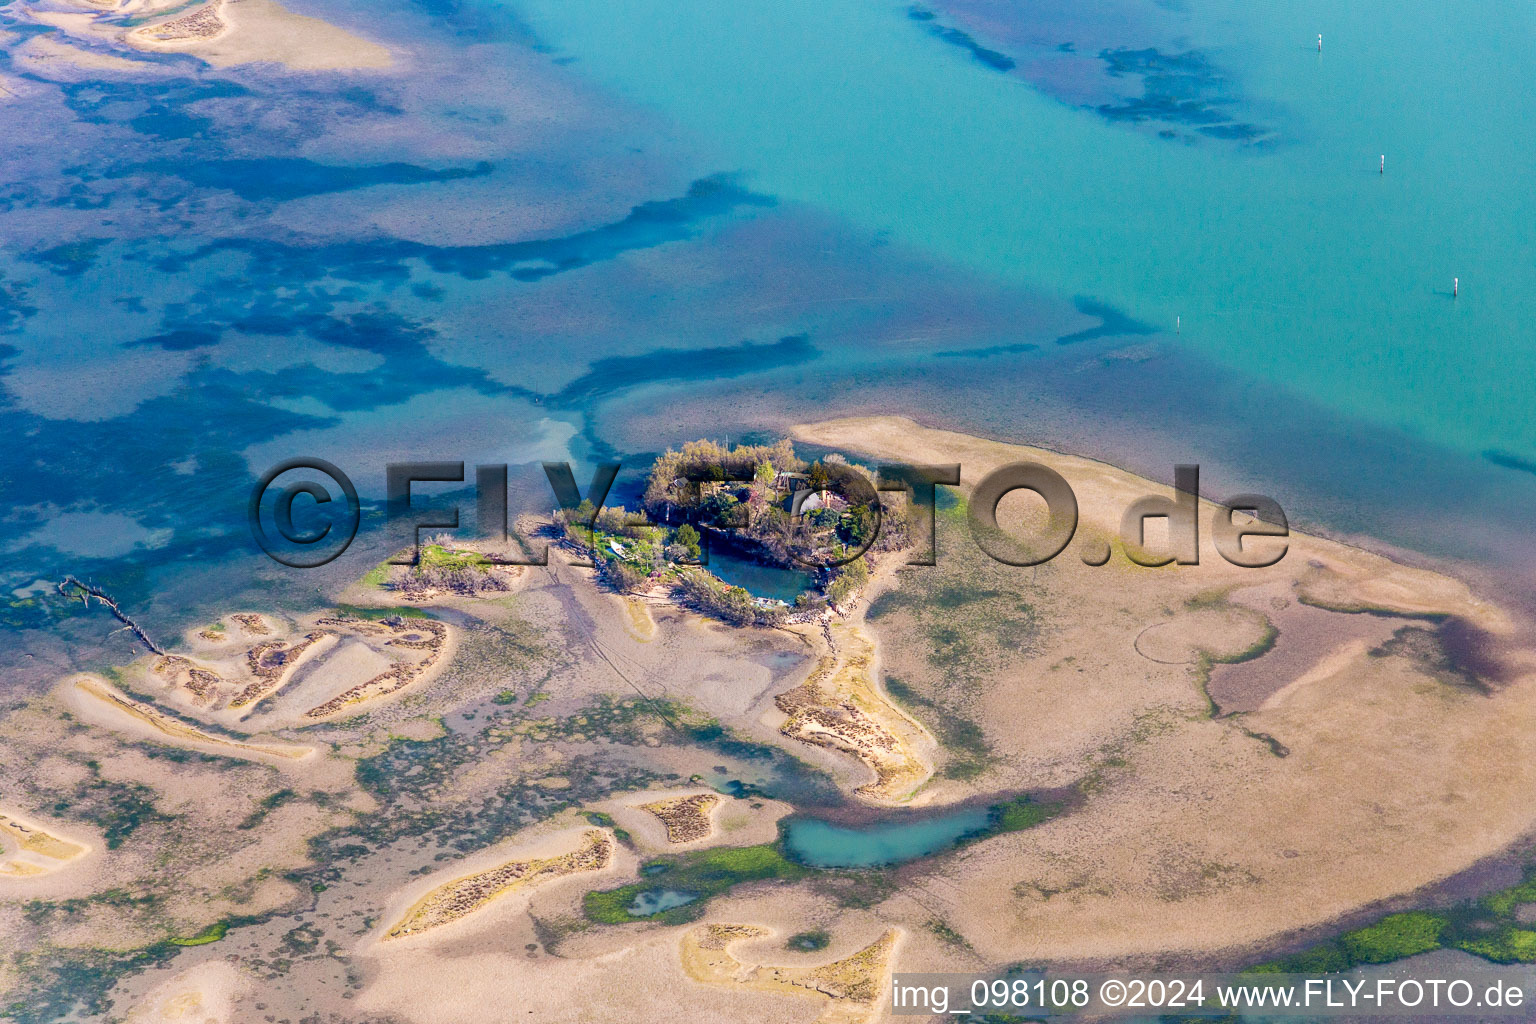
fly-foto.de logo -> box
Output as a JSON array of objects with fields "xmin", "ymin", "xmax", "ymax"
[{"xmin": 249, "ymin": 458, "xmax": 1288, "ymax": 571}]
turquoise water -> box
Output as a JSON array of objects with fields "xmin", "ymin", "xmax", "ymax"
[
  {"xmin": 781, "ymin": 807, "xmax": 992, "ymax": 867},
  {"xmin": 705, "ymin": 546, "xmax": 814, "ymax": 603},
  {"xmin": 512, "ymin": 0, "xmax": 1536, "ymax": 458},
  {"xmin": 626, "ymin": 888, "xmax": 700, "ymax": 915},
  {"xmin": 8, "ymin": 0, "xmax": 1536, "ymax": 685}
]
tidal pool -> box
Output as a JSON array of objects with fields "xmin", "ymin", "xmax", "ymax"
[
  {"xmin": 781, "ymin": 807, "xmax": 992, "ymax": 868},
  {"xmin": 625, "ymin": 889, "xmax": 701, "ymax": 916}
]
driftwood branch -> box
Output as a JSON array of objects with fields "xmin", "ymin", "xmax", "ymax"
[{"xmin": 57, "ymin": 575, "xmax": 164, "ymax": 656}]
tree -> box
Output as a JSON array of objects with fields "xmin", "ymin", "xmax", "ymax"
[
  {"xmin": 674, "ymin": 524, "xmax": 702, "ymax": 561},
  {"xmin": 807, "ymin": 462, "xmax": 830, "ymax": 493}
]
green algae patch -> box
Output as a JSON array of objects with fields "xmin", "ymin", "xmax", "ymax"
[
  {"xmin": 169, "ymin": 921, "xmax": 228, "ymax": 947},
  {"xmin": 1253, "ymin": 865, "xmax": 1536, "ymax": 972},
  {"xmin": 1341, "ymin": 912, "xmax": 1447, "ymax": 964},
  {"xmin": 584, "ymin": 844, "xmax": 808, "ymax": 925},
  {"xmin": 334, "ymin": 603, "xmax": 433, "ymax": 620}
]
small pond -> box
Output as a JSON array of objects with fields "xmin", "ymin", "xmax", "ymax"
[
  {"xmin": 626, "ymin": 889, "xmax": 700, "ymax": 916},
  {"xmin": 781, "ymin": 806, "xmax": 993, "ymax": 868},
  {"xmin": 705, "ymin": 545, "xmax": 814, "ymax": 603}
]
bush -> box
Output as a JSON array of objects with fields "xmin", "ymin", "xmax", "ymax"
[
  {"xmin": 676, "ymin": 571, "xmax": 787, "ymax": 627},
  {"xmin": 605, "ymin": 560, "xmax": 649, "ymax": 594},
  {"xmin": 827, "ymin": 556, "xmax": 870, "ymax": 607}
]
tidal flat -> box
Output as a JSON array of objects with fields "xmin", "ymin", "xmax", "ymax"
[{"xmin": 3, "ymin": 422, "xmax": 1531, "ymax": 1024}]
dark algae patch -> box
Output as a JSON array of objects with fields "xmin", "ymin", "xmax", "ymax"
[
  {"xmin": 1095, "ymin": 47, "xmax": 1270, "ymax": 144},
  {"xmin": 786, "ymin": 929, "xmax": 831, "ymax": 951},
  {"xmin": 907, "ymin": 6, "xmax": 1016, "ymax": 73},
  {"xmin": 885, "ymin": 674, "xmax": 992, "ymax": 780}
]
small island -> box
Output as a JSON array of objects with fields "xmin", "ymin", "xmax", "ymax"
[{"xmin": 556, "ymin": 439, "xmax": 910, "ymax": 626}]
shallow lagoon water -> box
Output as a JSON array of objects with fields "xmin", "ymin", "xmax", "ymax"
[
  {"xmin": 5, "ymin": 0, "xmax": 1536, "ymax": 686},
  {"xmin": 782, "ymin": 807, "xmax": 992, "ymax": 868},
  {"xmin": 511, "ymin": 0, "xmax": 1536, "ymax": 460},
  {"xmin": 704, "ymin": 546, "xmax": 814, "ymax": 604}
]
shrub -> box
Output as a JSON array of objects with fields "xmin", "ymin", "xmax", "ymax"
[{"xmin": 605, "ymin": 560, "xmax": 649, "ymax": 594}]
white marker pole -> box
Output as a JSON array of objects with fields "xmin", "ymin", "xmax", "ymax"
[
  {"xmin": 1380, "ymin": 155, "xmax": 1385, "ymax": 174},
  {"xmin": 1176, "ymin": 315, "xmax": 1181, "ymax": 333},
  {"xmin": 1318, "ymin": 33, "xmax": 1323, "ymax": 52},
  {"xmin": 1454, "ymin": 277, "xmax": 1459, "ymax": 298}
]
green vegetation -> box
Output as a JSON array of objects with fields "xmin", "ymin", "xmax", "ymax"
[
  {"xmin": 786, "ymin": 929, "xmax": 831, "ymax": 952},
  {"xmin": 492, "ymin": 689, "xmax": 518, "ymax": 705},
  {"xmin": 583, "ymin": 844, "xmax": 808, "ymax": 925},
  {"xmin": 825, "ymin": 555, "xmax": 869, "ymax": 608},
  {"xmin": 986, "ymin": 794, "xmax": 1062, "ymax": 834},
  {"xmin": 927, "ymin": 918, "xmax": 973, "ymax": 951},
  {"xmin": 419, "ymin": 544, "xmax": 491, "ymax": 571},
  {"xmin": 676, "ymin": 569, "xmax": 788, "ymax": 627},
  {"xmin": 169, "ymin": 920, "xmax": 229, "ymax": 947},
  {"xmin": 1255, "ymin": 865, "xmax": 1536, "ymax": 971}
]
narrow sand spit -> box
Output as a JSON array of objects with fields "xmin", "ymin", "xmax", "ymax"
[
  {"xmin": 0, "ymin": 809, "xmax": 89, "ymax": 879},
  {"xmin": 125, "ymin": 0, "xmax": 391, "ymax": 70},
  {"xmin": 680, "ymin": 924, "xmax": 900, "ymax": 1024},
  {"xmin": 128, "ymin": 0, "xmax": 228, "ymax": 45},
  {"xmin": 383, "ymin": 829, "xmax": 614, "ymax": 940},
  {"xmin": 775, "ymin": 622, "xmax": 934, "ymax": 804},
  {"xmin": 146, "ymin": 611, "xmax": 454, "ymax": 728},
  {"xmin": 787, "ymin": 417, "xmax": 1536, "ymax": 962},
  {"xmin": 67, "ymin": 675, "xmax": 314, "ymax": 762}
]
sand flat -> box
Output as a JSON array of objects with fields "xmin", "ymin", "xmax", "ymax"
[
  {"xmin": 680, "ymin": 924, "xmax": 900, "ymax": 1024},
  {"xmin": 126, "ymin": 0, "xmax": 391, "ymax": 70},
  {"xmin": 68, "ymin": 675, "xmax": 314, "ymax": 762},
  {"xmin": 0, "ymin": 809, "xmax": 89, "ymax": 879},
  {"xmin": 788, "ymin": 417, "xmax": 1536, "ymax": 962},
  {"xmin": 383, "ymin": 828, "xmax": 614, "ymax": 940}
]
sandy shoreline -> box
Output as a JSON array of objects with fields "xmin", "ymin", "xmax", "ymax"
[
  {"xmin": 785, "ymin": 416, "xmax": 1536, "ymax": 963},
  {"xmin": 125, "ymin": 0, "xmax": 391, "ymax": 69},
  {"xmin": 14, "ymin": 0, "xmax": 394, "ymax": 73}
]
